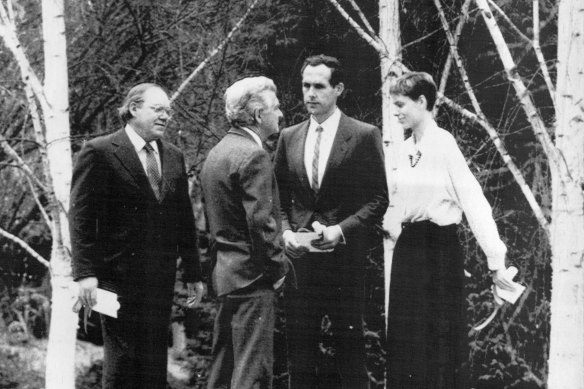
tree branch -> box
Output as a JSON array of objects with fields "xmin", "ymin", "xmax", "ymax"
[
  {"xmin": 0, "ymin": 3, "xmax": 51, "ymax": 116},
  {"xmin": 488, "ymin": 0, "xmax": 556, "ymax": 108},
  {"xmin": 475, "ymin": 0, "xmax": 566, "ymax": 183},
  {"xmin": 170, "ymin": 0, "xmax": 261, "ymax": 103},
  {"xmin": 434, "ymin": 0, "xmax": 550, "ymax": 236},
  {"xmin": 0, "ymin": 135, "xmax": 48, "ymax": 192},
  {"xmin": 347, "ymin": 0, "xmax": 377, "ymax": 40},
  {"xmin": 0, "ymin": 227, "xmax": 50, "ymax": 269},
  {"xmin": 435, "ymin": 0, "xmax": 472, "ymax": 116},
  {"xmin": 487, "ymin": 0, "xmax": 530, "ymax": 42},
  {"xmin": 532, "ymin": 0, "xmax": 556, "ymax": 108},
  {"xmin": 325, "ymin": 0, "xmax": 386, "ymax": 56}
]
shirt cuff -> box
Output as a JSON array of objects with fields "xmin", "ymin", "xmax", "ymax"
[
  {"xmin": 333, "ymin": 225, "xmax": 346, "ymax": 245},
  {"xmin": 487, "ymin": 255, "xmax": 505, "ymax": 271}
]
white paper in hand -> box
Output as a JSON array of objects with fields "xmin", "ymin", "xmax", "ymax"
[
  {"xmin": 494, "ymin": 267, "xmax": 525, "ymax": 304},
  {"xmin": 92, "ymin": 288, "xmax": 120, "ymax": 318},
  {"xmin": 294, "ymin": 231, "xmax": 333, "ymax": 253}
]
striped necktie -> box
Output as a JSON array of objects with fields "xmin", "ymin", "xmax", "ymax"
[
  {"xmin": 312, "ymin": 126, "xmax": 323, "ymax": 194},
  {"xmin": 143, "ymin": 142, "xmax": 161, "ymax": 200}
]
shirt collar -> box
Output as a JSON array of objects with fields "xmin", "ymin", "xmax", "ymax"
[
  {"xmin": 125, "ymin": 124, "xmax": 159, "ymax": 154},
  {"xmin": 406, "ymin": 124, "xmax": 440, "ymax": 155},
  {"xmin": 309, "ymin": 107, "xmax": 341, "ymax": 132},
  {"xmin": 240, "ymin": 127, "xmax": 263, "ymax": 147}
]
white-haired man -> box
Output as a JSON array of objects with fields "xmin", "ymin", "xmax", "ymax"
[{"xmin": 201, "ymin": 76, "xmax": 289, "ymax": 389}]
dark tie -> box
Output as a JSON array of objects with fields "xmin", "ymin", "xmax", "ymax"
[
  {"xmin": 312, "ymin": 126, "xmax": 323, "ymax": 194},
  {"xmin": 143, "ymin": 143, "xmax": 161, "ymax": 200}
]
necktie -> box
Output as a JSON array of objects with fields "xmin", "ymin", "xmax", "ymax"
[
  {"xmin": 143, "ymin": 143, "xmax": 161, "ymax": 200},
  {"xmin": 312, "ymin": 126, "xmax": 323, "ymax": 194}
]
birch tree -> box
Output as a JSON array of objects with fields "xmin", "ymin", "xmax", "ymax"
[
  {"xmin": 0, "ymin": 0, "xmax": 75, "ymax": 387},
  {"xmin": 41, "ymin": 0, "xmax": 76, "ymax": 387},
  {"xmin": 547, "ymin": 0, "xmax": 584, "ymax": 387}
]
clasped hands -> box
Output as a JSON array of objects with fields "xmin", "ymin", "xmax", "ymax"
[{"xmin": 283, "ymin": 221, "xmax": 343, "ymax": 259}]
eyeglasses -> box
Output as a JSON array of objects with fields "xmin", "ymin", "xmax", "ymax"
[{"xmin": 148, "ymin": 105, "xmax": 174, "ymax": 117}]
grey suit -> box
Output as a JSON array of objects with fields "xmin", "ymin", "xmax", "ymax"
[{"xmin": 201, "ymin": 127, "xmax": 288, "ymax": 389}]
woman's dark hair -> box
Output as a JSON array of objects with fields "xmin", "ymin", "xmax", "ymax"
[{"xmin": 390, "ymin": 72, "xmax": 437, "ymax": 111}]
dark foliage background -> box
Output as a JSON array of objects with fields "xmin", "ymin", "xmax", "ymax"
[{"xmin": 0, "ymin": 0, "xmax": 556, "ymax": 388}]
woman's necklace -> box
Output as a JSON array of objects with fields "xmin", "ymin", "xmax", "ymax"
[
  {"xmin": 409, "ymin": 149, "xmax": 422, "ymax": 167},
  {"xmin": 409, "ymin": 133, "xmax": 422, "ymax": 167}
]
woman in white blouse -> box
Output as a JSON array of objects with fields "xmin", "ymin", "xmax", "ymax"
[{"xmin": 386, "ymin": 72, "xmax": 513, "ymax": 388}]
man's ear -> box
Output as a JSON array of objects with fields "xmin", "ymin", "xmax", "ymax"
[
  {"xmin": 253, "ymin": 108, "xmax": 262, "ymax": 124},
  {"xmin": 334, "ymin": 82, "xmax": 345, "ymax": 96},
  {"xmin": 129, "ymin": 102, "xmax": 139, "ymax": 118}
]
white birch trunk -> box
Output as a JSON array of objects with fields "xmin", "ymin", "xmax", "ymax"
[
  {"xmin": 42, "ymin": 1, "xmax": 76, "ymax": 388},
  {"xmin": 378, "ymin": 0, "xmax": 402, "ymax": 323},
  {"xmin": 547, "ymin": 0, "xmax": 584, "ymax": 387}
]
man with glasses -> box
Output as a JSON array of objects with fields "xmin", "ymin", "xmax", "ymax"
[{"xmin": 70, "ymin": 83, "xmax": 205, "ymax": 389}]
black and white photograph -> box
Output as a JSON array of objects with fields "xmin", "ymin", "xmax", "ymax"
[{"xmin": 0, "ymin": 0, "xmax": 581, "ymax": 388}]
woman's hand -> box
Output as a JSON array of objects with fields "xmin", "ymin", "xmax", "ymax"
[{"xmin": 491, "ymin": 268, "xmax": 515, "ymax": 291}]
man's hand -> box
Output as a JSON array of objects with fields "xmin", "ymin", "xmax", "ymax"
[
  {"xmin": 186, "ymin": 281, "xmax": 206, "ymax": 308},
  {"xmin": 283, "ymin": 230, "xmax": 309, "ymax": 259},
  {"xmin": 77, "ymin": 277, "xmax": 98, "ymax": 308},
  {"xmin": 311, "ymin": 223, "xmax": 343, "ymax": 251}
]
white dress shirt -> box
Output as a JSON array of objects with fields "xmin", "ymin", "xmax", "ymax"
[
  {"xmin": 125, "ymin": 125, "xmax": 161, "ymax": 175},
  {"xmin": 304, "ymin": 108, "xmax": 341, "ymax": 189},
  {"xmin": 299, "ymin": 108, "xmax": 345, "ymax": 242},
  {"xmin": 390, "ymin": 125, "xmax": 506, "ymax": 270},
  {"xmin": 241, "ymin": 127, "xmax": 263, "ymax": 147}
]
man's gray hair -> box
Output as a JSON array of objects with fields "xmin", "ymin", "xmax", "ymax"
[{"xmin": 224, "ymin": 76, "xmax": 277, "ymax": 127}]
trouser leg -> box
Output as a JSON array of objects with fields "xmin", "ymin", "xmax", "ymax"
[
  {"xmin": 231, "ymin": 288, "xmax": 276, "ymax": 389},
  {"xmin": 207, "ymin": 298, "xmax": 235, "ymax": 389},
  {"xmin": 329, "ymin": 292, "xmax": 370, "ymax": 389}
]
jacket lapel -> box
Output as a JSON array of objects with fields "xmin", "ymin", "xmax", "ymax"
[
  {"xmin": 290, "ymin": 121, "xmax": 313, "ymax": 195},
  {"xmin": 317, "ymin": 113, "xmax": 352, "ymax": 200},
  {"xmin": 111, "ymin": 129, "xmax": 158, "ymax": 200}
]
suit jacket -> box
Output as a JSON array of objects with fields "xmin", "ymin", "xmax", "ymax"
[
  {"xmin": 274, "ymin": 112, "xmax": 388, "ymax": 287},
  {"xmin": 69, "ymin": 129, "xmax": 201, "ymax": 299},
  {"xmin": 201, "ymin": 128, "xmax": 288, "ymax": 297}
]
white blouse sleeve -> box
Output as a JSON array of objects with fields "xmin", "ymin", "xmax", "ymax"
[{"xmin": 444, "ymin": 135, "xmax": 506, "ymax": 270}]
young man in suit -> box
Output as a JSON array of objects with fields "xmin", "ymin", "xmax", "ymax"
[
  {"xmin": 70, "ymin": 83, "xmax": 205, "ymax": 389},
  {"xmin": 274, "ymin": 55, "xmax": 389, "ymax": 389},
  {"xmin": 201, "ymin": 76, "xmax": 289, "ymax": 389}
]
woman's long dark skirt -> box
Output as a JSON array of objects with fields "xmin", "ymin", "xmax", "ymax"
[{"xmin": 387, "ymin": 221, "xmax": 467, "ymax": 389}]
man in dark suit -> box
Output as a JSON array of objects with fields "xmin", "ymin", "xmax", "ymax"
[
  {"xmin": 274, "ymin": 55, "xmax": 388, "ymax": 389},
  {"xmin": 70, "ymin": 83, "xmax": 205, "ymax": 389},
  {"xmin": 201, "ymin": 76, "xmax": 289, "ymax": 389}
]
